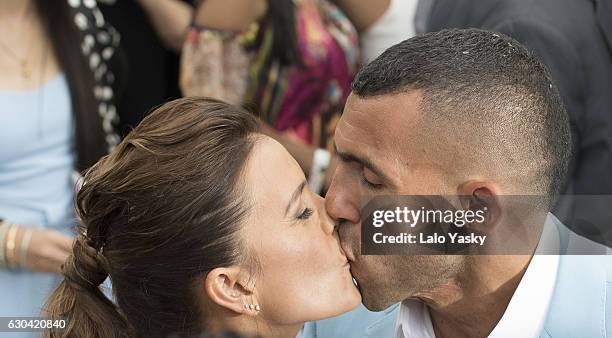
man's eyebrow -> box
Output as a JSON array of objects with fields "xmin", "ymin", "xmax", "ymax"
[
  {"xmin": 333, "ymin": 142, "xmax": 392, "ymax": 184},
  {"xmin": 285, "ymin": 180, "xmax": 307, "ymax": 217}
]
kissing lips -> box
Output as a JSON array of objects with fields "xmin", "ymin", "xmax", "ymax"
[{"xmin": 339, "ymin": 240, "xmax": 356, "ymax": 263}]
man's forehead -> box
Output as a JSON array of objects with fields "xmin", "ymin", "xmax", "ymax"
[{"xmin": 337, "ymin": 91, "xmax": 423, "ymax": 149}]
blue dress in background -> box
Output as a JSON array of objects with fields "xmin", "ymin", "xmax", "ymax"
[{"xmin": 0, "ymin": 73, "xmax": 76, "ymax": 331}]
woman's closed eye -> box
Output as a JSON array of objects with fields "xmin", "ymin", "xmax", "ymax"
[{"xmin": 296, "ymin": 207, "xmax": 314, "ymax": 220}]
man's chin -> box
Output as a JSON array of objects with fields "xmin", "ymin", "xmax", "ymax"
[
  {"xmin": 361, "ymin": 294, "xmax": 395, "ymax": 312},
  {"xmin": 349, "ymin": 262, "xmax": 402, "ymax": 311},
  {"xmin": 356, "ymin": 281, "xmax": 396, "ymax": 312}
]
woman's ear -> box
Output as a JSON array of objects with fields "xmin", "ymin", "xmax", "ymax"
[{"xmin": 204, "ymin": 266, "xmax": 259, "ymax": 316}]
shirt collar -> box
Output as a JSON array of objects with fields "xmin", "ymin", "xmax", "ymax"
[
  {"xmin": 395, "ymin": 213, "xmax": 561, "ymax": 338},
  {"xmin": 395, "ymin": 299, "xmax": 435, "ymax": 338}
]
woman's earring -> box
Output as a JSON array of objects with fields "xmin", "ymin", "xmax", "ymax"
[{"xmin": 244, "ymin": 304, "xmax": 261, "ymax": 312}]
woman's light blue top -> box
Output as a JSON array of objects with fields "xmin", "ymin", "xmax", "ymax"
[{"xmin": 0, "ymin": 73, "xmax": 77, "ymax": 324}]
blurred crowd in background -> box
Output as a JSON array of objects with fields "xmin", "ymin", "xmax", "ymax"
[{"xmin": 0, "ymin": 0, "xmax": 610, "ymax": 325}]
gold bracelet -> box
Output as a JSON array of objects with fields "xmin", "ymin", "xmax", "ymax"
[
  {"xmin": 5, "ymin": 224, "xmax": 19, "ymax": 269},
  {"xmin": 0, "ymin": 221, "xmax": 11, "ymax": 268},
  {"xmin": 19, "ymin": 228, "xmax": 33, "ymax": 268}
]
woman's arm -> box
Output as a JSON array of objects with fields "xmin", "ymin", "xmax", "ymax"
[
  {"xmin": 1, "ymin": 221, "xmax": 73, "ymax": 273},
  {"xmin": 136, "ymin": 0, "xmax": 194, "ymax": 51},
  {"xmin": 193, "ymin": 0, "xmax": 268, "ymax": 32},
  {"xmin": 331, "ymin": 0, "xmax": 390, "ymax": 32}
]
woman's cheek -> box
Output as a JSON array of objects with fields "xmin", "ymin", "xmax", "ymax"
[{"xmin": 255, "ymin": 220, "xmax": 359, "ymax": 323}]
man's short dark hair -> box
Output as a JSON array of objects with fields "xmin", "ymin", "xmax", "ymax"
[{"xmin": 352, "ymin": 28, "xmax": 571, "ymax": 203}]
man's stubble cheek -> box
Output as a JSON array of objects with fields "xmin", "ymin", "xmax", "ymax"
[
  {"xmin": 358, "ymin": 255, "xmax": 415, "ymax": 310},
  {"xmin": 364, "ymin": 255, "xmax": 455, "ymax": 310},
  {"xmin": 342, "ymin": 224, "xmax": 447, "ymax": 309}
]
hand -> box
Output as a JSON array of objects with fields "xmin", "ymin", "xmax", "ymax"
[{"xmin": 11, "ymin": 227, "xmax": 74, "ymax": 274}]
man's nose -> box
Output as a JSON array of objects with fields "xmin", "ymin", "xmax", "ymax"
[
  {"xmin": 314, "ymin": 193, "xmax": 337, "ymax": 235},
  {"xmin": 325, "ymin": 166, "xmax": 361, "ymax": 226}
]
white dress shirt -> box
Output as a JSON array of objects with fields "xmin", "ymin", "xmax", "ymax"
[{"xmin": 395, "ymin": 214, "xmax": 561, "ymax": 338}]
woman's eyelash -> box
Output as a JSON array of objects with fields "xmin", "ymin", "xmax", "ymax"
[{"xmin": 297, "ymin": 207, "xmax": 314, "ymax": 220}]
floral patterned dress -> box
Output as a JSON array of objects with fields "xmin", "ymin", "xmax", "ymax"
[{"xmin": 180, "ymin": 0, "xmax": 359, "ymax": 151}]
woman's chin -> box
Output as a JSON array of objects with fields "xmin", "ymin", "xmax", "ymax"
[
  {"xmin": 339, "ymin": 270, "xmax": 363, "ymax": 311},
  {"xmin": 314, "ymin": 288, "xmax": 362, "ymax": 321},
  {"xmin": 346, "ymin": 286, "xmax": 363, "ymax": 311},
  {"xmin": 310, "ymin": 275, "xmax": 362, "ymax": 320}
]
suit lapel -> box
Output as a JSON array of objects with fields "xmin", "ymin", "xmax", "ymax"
[{"xmin": 542, "ymin": 221, "xmax": 608, "ymax": 337}]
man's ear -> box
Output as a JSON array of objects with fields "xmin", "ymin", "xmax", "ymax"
[
  {"xmin": 456, "ymin": 180, "xmax": 502, "ymax": 229},
  {"xmin": 204, "ymin": 266, "xmax": 258, "ymax": 316}
]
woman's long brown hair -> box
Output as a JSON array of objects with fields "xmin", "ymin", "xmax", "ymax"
[{"xmin": 44, "ymin": 97, "xmax": 260, "ymax": 337}]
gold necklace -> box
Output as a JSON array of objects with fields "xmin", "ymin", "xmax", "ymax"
[
  {"xmin": 0, "ymin": 1, "xmax": 35, "ymax": 79},
  {"xmin": 0, "ymin": 43, "xmax": 32, "ymax": 79}
]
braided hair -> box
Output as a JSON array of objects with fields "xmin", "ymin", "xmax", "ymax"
[{"xmin": 43, "ymin": 97, "xmax": 260, "ymax": 337}]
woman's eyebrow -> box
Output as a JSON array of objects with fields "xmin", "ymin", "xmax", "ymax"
[{"xmin": 285, "ymin": 180, "xmax": 307, "ymax": 217}]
